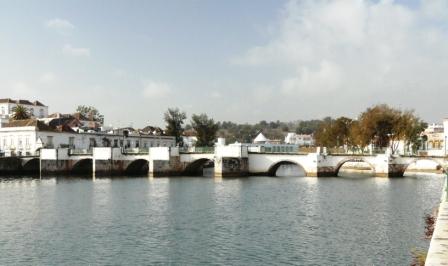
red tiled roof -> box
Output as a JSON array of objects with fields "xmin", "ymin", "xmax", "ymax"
[
  {"xmin": 3, "ymin": 119, "xmax": 56, "ymax": 132},
  {"xmin": 0, "ymin": 98, "xmax": 47, "ymax": 106}
]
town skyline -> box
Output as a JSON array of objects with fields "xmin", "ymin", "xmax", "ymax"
[{"xmin": 2, "ymin": 0, "xmax": 448, "ymax": 126}]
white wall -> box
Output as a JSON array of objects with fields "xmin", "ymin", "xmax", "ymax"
[
  {"xmin": 248, "ymin": 153, "xmax": 319, "ymax": 174},
  {"xmin": 0, "ymin": 103, "xmax": 48, "ymax": 118},
  {"xmin": 216, "ymin": 145, "xmax": 248, "ymax": 158},
  {"xmin": 0, "ymin": 127, "xmax": 37, "ymax": 156},
  {"xmin": 0, "ymin": 126, "xmax": 175, "ymax": 156}
]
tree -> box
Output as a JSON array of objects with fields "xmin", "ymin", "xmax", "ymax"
[
  {"xmin": 76, "ymin": 105, "xmax": 104, "ymax": 123},
  {"xmin": 354, "ymin": 104, "xmax": 425, "ymax": 154},
  {"xmin": 11, "ymin": 105, "xmax": 30, "ymax": 120},
  {"xmin": 314, "ymin": 117, "xmax": 353, "ymax": 148},
  {"xmin": 349, "ymin": 120, "xmax": 370, "ymax": 152},
  {"xmin": 357, "ymin": 104, "xmax": 400, "ymax": 150},
  {"xmin": 191, "ymin": 114, "xmax": 219, "ymax": 147},
  {"xmin": 164, "ymin": 108, "xmax": 187, "ymax": 145},
  {"xmin": 392, "ymin": 110, "xmax": 426, "ymax": 154}
]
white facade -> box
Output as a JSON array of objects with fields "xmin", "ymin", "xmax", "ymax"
[
  {"xmin": 418, "ymin": 118, "xmax": 448, "ymax": 156},
  {"xmin": 0, "ymin": 99, "xmax": 48, "ymax": 120},
  {"xmin": 284, "ymin": 133, "xmax": 315, "ymax": 146},
  {"xmin": 0, "ymin": 126, "xmax": 175, "ymax": 157}
]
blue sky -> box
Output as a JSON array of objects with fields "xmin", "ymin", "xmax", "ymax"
[{"xmin": 1, "ymin": 0, "xmax": 448, "ymax": 127}]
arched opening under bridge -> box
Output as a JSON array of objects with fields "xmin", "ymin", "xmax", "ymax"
[
  {"xmin": 404, "ymin": 159, "xmax": 443, "ymax": 177},
  {"xmin": 268, "ymin": 161, "xmax": 306, "ymax": 177},
  {"xmin": 125, "ymin": 159, "xmax": 149, "ymax": 176},
  {"xmin": 71, "ymin": 159, "xmax": 93, "ymax": 175},
  {"xmin": 184, "ymin": 158, "xmax": 215, "ymax": 177},
  {"xmin": 22, "ymin": 158, "xmax": 40, "ymax": 174},
  {"xmin": 336, "ymin": 159, "xmax": 375, "ymax": 178}
]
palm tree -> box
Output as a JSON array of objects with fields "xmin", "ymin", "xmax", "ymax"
[{"xmin": 11, "ymin": 105, "xmax": 31, "ymax": 120}]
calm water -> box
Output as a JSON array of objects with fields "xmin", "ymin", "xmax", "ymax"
[{"xmin": 0, "ymin": 173, "xmax": 443, "ymax": 265}]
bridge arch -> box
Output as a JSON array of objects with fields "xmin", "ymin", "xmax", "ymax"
[
  {"xmin": 71, "ymin": 159, "xmax": 93, "ymax": 175},
  {"xmin": 22, "ymin": 158, "xmax": 40, "ymax": 174},
  {"xmin": 403, "ymin": 158, "xmax": 444, "ymax": 176},
  {"xmin": 125, "ymin": 159, "xmax": 149, "ymax": 175},
  {"xmin": 334, "ymin": 157, "xmax": 376, "ymax": 177},
  {"xmin": 268, "ymin": 160, "xmax": 307, "ymax": 177},
  {"xmin": 183, "ymin": 158, "xmax": 214, "ymax": 176}
]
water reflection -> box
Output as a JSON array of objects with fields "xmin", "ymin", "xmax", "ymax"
[
  {"xmin": 338, "ymin": 161, "xmax": 375, "ymax": 178},
  {"xmin": 0, "ymin": 174, "xmax": 444, "ymax": 265},
  {"xmin": 275, "ymin": 163, "xmax": 306, "ymax": 177}
]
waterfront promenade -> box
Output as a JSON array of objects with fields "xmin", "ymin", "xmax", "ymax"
[{"xmin": 426, "ymin": 174, "xmax": 448, "ymax": 265}]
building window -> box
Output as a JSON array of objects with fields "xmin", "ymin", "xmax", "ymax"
[
  {"xmin": 1, "ymin": 106, "xmax": 4, "ymax": 115},
  {"xmin": 29, "ymin": 108, "xmax": 34, "ymax": 116},
  {"xmin": 120, "ymin": 140, "xmax": 124, "ymax": 147},
  {"xmin": 135, "ymin": 141, "xmax": 140, "ymax": 148},
  {"xmin": 126, "ymin": 140, "xmax": 131, "ymax": 148},
  {"xmin": 89, "ymin": 138, "xmax": 96, "ymax": 148},
  {"xmin": 47, "ymin": 136, "xmax": 54, "ymax": 148},
  {"xmin": 25, "ymin": 137, "xmax": 30, "ymax": 149},
  {"xmin": 39, "ymin": 109, "xmax": 44, "ymax": 118},
  {"xmin": 114, "ymin": 139, "xmax": 118, "ymax": 147},
  {"xmin": 69, "ymin": 137, "xmax": 75, "ymax": 148}
]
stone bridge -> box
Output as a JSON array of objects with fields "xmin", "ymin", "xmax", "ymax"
[
  {"xmin": 149, "ymin": 146, "xmax": 448, "ymax": 178},
  {"xmin": 40, "ymin": 148, "xmax": 153, "ymax": 175},
  {"xmin": 2, "ymin": 146, "xmax": 446, "ymax": 177},
  {"xmin": 0, "ymin": 156, "xmax": 40, "ymax": 175}
]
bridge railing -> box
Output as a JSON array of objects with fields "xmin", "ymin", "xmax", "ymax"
[
  {"xmin": 122, "ymin": 148, "xmax": 149, "ymax": 154},
  {"xmin": 180, "ymin": 147, "xmax": 214, "ymax": 154},
  {"xmin": 68, "ymin": 148, "xmax": 93, "ymax": 156}
]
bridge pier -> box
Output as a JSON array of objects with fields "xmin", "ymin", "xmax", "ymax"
[
  {"xmin": 40, "ymin": 148, "xmax": 93, "ymax": 175},
  {"xmin": 149, "ymin": 147, "xmax": 186, "ymax": 177},
  {"xmin": 215, "ymin": 157, "xmax": 249, "ymax": 177},
  {"xmin": 214, "ymin": 146, "xmax": 249, "ymax": 177}
]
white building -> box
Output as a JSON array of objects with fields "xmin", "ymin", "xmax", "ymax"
[
  {"xmin": 253, "ymin": 132, "xmax": 269, "ymax": 144},
  {"xmin": 0, "ymin": 99, "xmax": 48, "ymax": 127},
  {"xmin": 419, "ymin": 119, "xmax": 448, "ymax": 156},
  {"xmin": 284, "ymin": 133, "xmax": 315, "ymax": 146},
  {"xmin": 0, "ymin": 119, "xmax": 175, "ymax": 157}
]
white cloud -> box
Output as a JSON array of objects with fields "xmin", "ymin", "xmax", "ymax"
[
  {"xmin": 39, "ymin": 72, "xmax": 56, "ymax": 83},
  {"xmin": 142, "ymin": 80, "xmax": 172, "ymax": 99},
  {"xmin": 45, "ymin": 18, "xmax": 75, "ymax": 33},
  {"xmin": 62, "ymin": 44, "xmax": 90, "ymax": 57},
  {"xmin": 232, "ymin": 0, "xmax": 448, "ymax": 119}
]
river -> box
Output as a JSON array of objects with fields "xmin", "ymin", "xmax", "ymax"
[{"xmin": 0, "ymin": 171, "xmax": 443, "ymax": 265}]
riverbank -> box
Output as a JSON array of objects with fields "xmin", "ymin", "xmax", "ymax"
[{"xmin": 425, "ymin": 175, "xmax": 448, "ymax": 265}]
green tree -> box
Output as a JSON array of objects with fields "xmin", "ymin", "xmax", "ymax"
[
  {"xmin": 349, "ymin": 120, "xmax": 371, "ymax": 152},
  {"xmin": 357, "ymin": 104, "xmax": 400, "ymax": 149},
  {"xmin": 76, "ymin": 105, "xmax": 104, "ymax": 123},
  {"xmin": 164, "ymin": 108, "xmax": 187, "ymax": 145},
  {"xmin": 391, "ymin": 110, "xmax": 426, "ymax": 154},
  {"xmin": 354, "ymin": 104, "xmax": 425, "ymax": 154},
  {"xmin": 191, "ymin": 114, "xmax": 219, "ymax": 147},
  {"xmin": 314, "ymin": 118, "xmax": 335, "ymax": 147},
  {"xmin": 11, "ymin": 105, "xmax": 30, "ymax": 120}
]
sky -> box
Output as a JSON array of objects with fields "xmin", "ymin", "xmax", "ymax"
[{"xmin": 1, "ymin": 0, "xmax": 448, "ymax": 128}]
